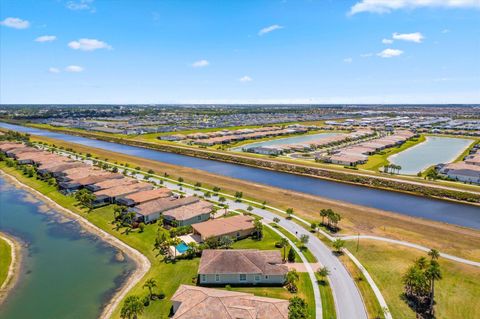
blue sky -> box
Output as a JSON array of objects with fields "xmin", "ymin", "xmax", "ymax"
[{"xmin": 1, "ymin": 0, "xmax": 479, "ymax": 104}]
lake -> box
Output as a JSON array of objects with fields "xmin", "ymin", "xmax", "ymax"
[
  {"xmin": 232, "ymin": 132, "xmax": 340, "ymax": 151},
  {"xmin": 389, "ymin": 136, "xmax": 473, "ymax": 175},
  {"xmin": 0, "ymin": 177, "xmax": 135, "ymax": 319}
]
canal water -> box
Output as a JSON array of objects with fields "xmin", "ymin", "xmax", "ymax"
[
  {"xmin": 1, "ymin": 122, "xmax": 479, "ymax": 229},
  {"xmin": 0, "ymin": 177, "xmax": 135, "ymax": 319},
  {"xmin": 389, "ymin": 136, "xmax": 473, "ymax": 175},
  {"xmin": 232, "ymin": 132, "xmax": 339, "ymax": 151}
]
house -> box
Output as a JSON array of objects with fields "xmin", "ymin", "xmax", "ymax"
[
  {"xmin": 115, "ymin": 188, "xmax": 173, "ymax": 206},
  {"xmin": 86, "ymin": 177, "xmax": 136, "ymax": 192},
  {"xmin": 192, "ymin": 215, "xmax": 255, "ymax": 241},
  {"xmin": 37, "ymin": 162, "xmax": 86, "ymax": 177},
  {"xmin": 58, "ymin": 173, "xmax": 124, "ymax": 192},
  {"xmin": 438, "ymin": 162, "xmax": 480, "ymax": 184},
  {"xmin": 162, "ymin": 200, "xmax": 213, "ymax": 226},
  {"xmin": 198, "ymin": 249, "xmax": 288, "ymax": 285},
  {"xmin": 171, "ymin": 285, "xmax": 288, "ymax": 319},
  {"xmin": 0, "ymin": 143, "xmax": 27, "ymax": 154},
  {"xmin": 56, "ymin": 167, "xmax": 104, "ymax": 182},
  {"xmin": 131, "ymin": 196, "xmax": 200, "ymax": 223},
  {"xmin": 92, "ymin": 182, "xmax": 153, "ymax": 207}
]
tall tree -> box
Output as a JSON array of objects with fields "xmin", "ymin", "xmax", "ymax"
[
  {"xmin": 120, "ymin": 295, "xmax": 144, "ymax": 319},
  {"xmin": 143, "ymin": 278, "xmax": 157, "ymax": 300}
]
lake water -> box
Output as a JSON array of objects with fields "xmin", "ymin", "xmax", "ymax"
[
  {"xmin": 1, "ymin": 122, "xmax": 479, "ymax": 229},
  {"xmin": 0, "ymin": 177, "xmax": 135, "ymax": 319},
  {"xmin": 389, "ymin": 136, "xmax": 473, "ymax": 175},
  {"xmin": 232, "ymin": 132, "xmax": 340, "ymax": 151}
]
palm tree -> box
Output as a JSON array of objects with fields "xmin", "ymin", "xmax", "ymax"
[
  {"xmin": 280, "ymin": 237, "xmax": 288, "ymax": 261},
  {"xmin": 143, "ymin": 278, "xmax": 157, "ymax": 300},
  {"xmin": 426, "ymin": 260, "xmax": 442, "ymax": 316},
  {"xmin": 316, "ymin": 266, "xmax": 330, "ymax": 284},
  {"xmin": 428, "ymin": 248, "xmax": 440, "ymax": 261},
  {"xmin": 319, "ymin": 209, "xmax": 328, "ymax": 225},
  {"xmin": 120, "ymin": 295, "xmax": 144, "ymax": 319}
]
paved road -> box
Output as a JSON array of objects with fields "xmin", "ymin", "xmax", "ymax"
[{"xmin": 342, "ymin": 235, "xmax": 480, "ymax": 268}]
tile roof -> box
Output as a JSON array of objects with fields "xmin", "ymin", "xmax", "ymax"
[
  {"xmin": 198, "ymin": 249, "xmax": 287, "ymax": 276},
  {"xmin": 163, "ymin": 200, "xmax": 213, "ymax": 221},
  {"xmin": 171, "ymin": 285, "xmax": 288, "ymax": 319},
  {"xmin": 192, "ymin": 215, "xmax": 255, "ymax": 239}
]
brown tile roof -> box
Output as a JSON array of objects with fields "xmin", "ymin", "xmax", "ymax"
[
  {"xmin": 171, "ymin": 285, "xmax": 288, "ymax": 319},
  {"xmin": 198, "ymin": 249, "xmax": 287, "ymax": 276},
  {"xmin": 39, "ymin": 161, "xmax": 85, "ymax": 172},
  {"xmin": 192, "ymin": 215, "xmax": 255, "ymax": 239},
  {"xmin": 163, "ymin": 200, "xmax": 213, "ymax": 221},
  {"xmin": 70, "ymin": 173, "xmax": 124, "ymax": 185},
  {"xmin": 94, "ymin": 182, "xmax": 153, "ymax": 198},
  {"xmin": 122, "ymin": 188, "xmax": 172, "ymax": 204},
  {"xmin": 134, "ymin": 196, "xmax": 199, "ymax": 217},
  {"xmin": 91, "ymin": 177, "xmax": 137, "ymax": 190},
  {"xmin": 0, "ymin": 143, "xmax": 27, "ymax": 152}
]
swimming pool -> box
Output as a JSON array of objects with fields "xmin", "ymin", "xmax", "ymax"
[{"xmin": 176, "ymin": 242, "xmax": 189, "ymax": 253}]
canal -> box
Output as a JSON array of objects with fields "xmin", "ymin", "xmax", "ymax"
[
  {"xmin": 0, "ymin": 177, "xmax": 134, "ymax": 319},
  {"xmin": 1, "ymin": 122, "xmax": 479, "ymax": 229}
]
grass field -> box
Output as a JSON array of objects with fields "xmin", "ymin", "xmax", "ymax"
[
  {"xmin": 316, "ymin": 275, "xmax": 336, "ymax": 319},
  {"xmin": 0, "ymin": 235, "xmax": 12, "ymax": 288},
  {"xmin": 269, "ymin": 223, "xmax": 318, "ymax": 263},
  {"xmin": 0, "ymin": 163, "xmax": 317, "ymax": 318},
  {"xmin": 344, "ymin": 240, "xmax": 480, "ymax": 319}
]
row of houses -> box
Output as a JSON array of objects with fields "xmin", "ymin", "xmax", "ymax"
[
  {"xmin": 160, "ymin": 125, "xmax": 311, "ymax": 146},
  {"xmin": 244, "ymin": 129, "xmax": 375, "ymax": 155},
  {"xmin": 438, "ymin": 143, "xmax": 480, "ymax": 184},
  {"xmin": 0, "ymin": 141, "xmax": 218, "ymax": 227},
  {"xmin": 322, "ymin": 130, "xmax": 416, "ymax": 166}
]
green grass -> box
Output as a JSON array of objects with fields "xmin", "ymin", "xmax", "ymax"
[
  {"xmin": 228, "ymin": 273, "xmax": 316, "ymax": 318},
  {"xmin": 269, "ymin": 223, "xmax": 318, "ymax": 263},
  {"xmin": 344, "ymin": 240, "xmax": 480, "ymax": 319},
  {"xmin": 358, "ymin": 135, "xmax": 426, "ymax": 172},
  {"xmin": 232, "ymin": 225, "xmax": 281, "ymax": 250},
  {"xmin": 453, "ymin": 138, "xmax": 479, "ymax": 162},
  {"xmin": 0, "ymin": 235, "xmax": 12, "ymax": 288},
  {"xmin": 316, "ymin": 275, "xmax": 337, "ymax": 319}
]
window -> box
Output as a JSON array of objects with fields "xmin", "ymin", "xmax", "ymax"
[
  {"xmin": 201, "ymin": 275, "xmax": 206, "ymax": 282},
  {"xmin": 236, "ymin": 232, "xmax": 240, "ymax": 238},
  {"xmin": 215, "ymin": 274, "xmax": 220, "ymax": 282},
  {"xmin": 265, "ymin": 275, "xmax": 269, "ymax": 279},
  {"xmin": 254, "ymin": 275, "xmax": 260, "ymax": 281},
  {"xmin": 239, "ymin": 274, "xmax": 247, "ymax": 281},
  {"xmin": 197, "ymin": 215, "xmax": 202, "ymax": 220}
]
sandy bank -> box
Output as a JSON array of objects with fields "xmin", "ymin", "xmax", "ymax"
[{"xmin": 0, "ymin": 232, "xmax": 21, "ymax": 305}]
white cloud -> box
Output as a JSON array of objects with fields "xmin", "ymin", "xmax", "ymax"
[
  {"xmin": 239, "ymin": 76, "xmax": 253, "ymax": 82},
  {"xmin": 392, "ymin": 32, "xmax": 424, "ymax": 43},
  {"xmin": 349, "ymin": 0, "xmax": 480, "ymax": 15},
  {"xmin": 48, "ymin": 67, "xmax": 61, "ymax": 74},
  {"xmin": 343, "ymin": 57, "xmax": 353, "ymax": 63},
  {"xmin": 66, "ymin": 0, "xmax": 94, "ymax": 11},
  {"xmin": 382, "ymin": 38, "xmax": 393, "ymax": 44},
  {"xmin": 65, "ymin": 65, "xmax": 84, "ymax": 72},
  {"xmin": 377, "ymin": 48, "xmax": 404, "ymax": 58},
  {"xmin": 35, "ymin": 35, "xmax": 56, "ymax": 43},
  {"xmin": 441, "ymin": 29, "xmax": 450, "ymax": 33},
  {"xmin": 191, "ymin": 59, "xmax": 209, "ymax": 68},
  {"xmin": 258, "ymin": 24, "xmax": 284, "ymax": 36},
  {"xmin": 0, "ymin": 17, "xmax": 30, "ymax": 29},
  {"xmin": 68, "ymin": 38, "xmax": 112, "ymax": 51}
]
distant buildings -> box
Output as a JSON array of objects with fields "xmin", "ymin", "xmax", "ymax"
[{"xmin": 439, "ymin": 142, "xmax": 480, "ymax": 184}]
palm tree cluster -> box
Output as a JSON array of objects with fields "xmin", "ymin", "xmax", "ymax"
[
  {"xmin": 383, "ymin": 163, "xmax": 402, "ymax": 174},
  {"xmin": 402, "ymin": 249, "xmax": 442, "ymax": 318},
  {"xmin": 75, "ymin": 188, "xmax": 95, "ymax": 211},
  {"xmin": 285, "ymin": 269, "xmax": 300, "ymax": 293},
  {"xmin": 319, "ymin": 208, "xmax": 342, "ymax": 232}
]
